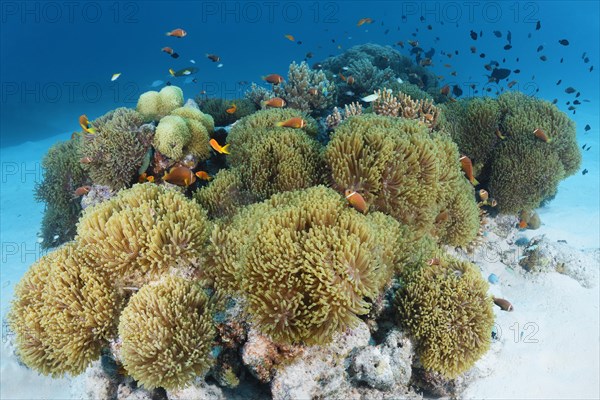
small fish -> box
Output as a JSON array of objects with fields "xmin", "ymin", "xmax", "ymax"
[
  {"xmin": 163, "ymin": 166, "xmax": 196, "ymax": 186},
  {"xmin": 493, "ymin": 30, "xmax": 502, "ymax": 38},
  {"xmin": 565, "ymin": 87, "xmax": 576, "ymax": 94},
  {"xmin": 470, "ymin": 30, "xmax": 478, "ymax": 40},
  {"xmin": 582, "ymin": 169, "xmax": 589, "ymax": 175},
  {"xmin": 507, "ymin": 80, "xmax": 517, "ymax": 88},
  {"xmin": 360, "ymin": 93, "xmax": 379, "ymax": 102},
  {"xmin": 493, "ymin": 297, "xmax": 514, "ymax": 311},
  {"xmin": 459, "ymin": 155, "xmax": 479, "ymax": 185},
  {"xmin": 226, "ymin": 103, "xmax": 237, "ymax": 114},
  {"xmin": 305, "ymin": 52, "xmax": 313, "ymax": 59},
  {"xmin": 161, "ymin": 47, "xmax": 179, "ymax": 58},
  {"xmin": 345, "ymin": 189, "xmax": 368, "ymax": 214},
  {"xmin": 585, "ymin": 124, "xmax": 591, "ymax": 132},
  {"xmin": 536, "ymin": 45, "xmax": 544, "ymax": 52},
  {"xmin": 79, "ymin": 114, "xmax": 96, "ymax": 134},
  {"xmin": 80, "ymin": 156, "xmax": 92, "ymax": 164},
  {"xmin": 217, "ymin": 63, "xmax": 223, "ymax": 68},
  {"xmin": 73, "ymin": 185, "xmax": 91, "ymax": 197},
  {"xmin": 284, "ymin": 34, "xmax": 295, "ymax": 41},
  {"xmin": 556, "ymin": 79, "xmax": 562, "ymax": 85},
  {"xmin": 147, "ymin": 175, "xmax": 155, "ymax": 183},
  {"xmin": 533, "ymin": 128, "xmax": 552, "ymax": 143},
  {"xmin": 407, "ymin": 40, "xmax": 419, "ymax": 47},
  {"xmin": 540, "ymin": 55, "xmax": 548, "ymax": 61},
  {"xmin": 190, "ymin": 59, "xmax": 195, "ymax": 63},
  {"xmin": 169, "ymin": 67, "xmax": 198, "ymax": 77},
  {"xmin": 209, "ymin": 138, "xmax": 230, "ymax": 154},
  {"xmin": 470, "ymin": 45, "xmax": 477, "ymax": 54},
  {"xmin": 346, "ymin": 76, "xmax": 355, "ymax": 85},
  {"xmin": 195, "ymin": 171, "xmax": 212, "ymax": 181},
  {"xmin": 262, "ymin": 97, "xmax": 286, "ymax": 108},
  {"xmin": 479, "ymin": 189, "xmax": 489, "ymax": 202},
  {"xmin": 558, "ymin": 39, "xmax": 569, "ymax": 46},
  {"xmin": 308, "ymin": 88, "xmax": 318, "ymax": 96},
  {"xmin": 427, "ymin": 258, "xmax": 440, "ymax": 266},
  {"xmin": 206, "ymin": 53, "xmax": 220, "ymax": 62},
  {"xmin": 111, "ymin": 73, "xmax": 121, "ymax": 82},
  {"xmin": 166, "ymin": 28, "xmax": 187, "ymax": 38},
  {"xmin": 536, "ymin": 20, "xmax": 541, "ymax": 30},
  {"xmin": 518, "ymin": 219, "xmax": 528, "ymax": 229},
  {"xmin": 276, "ymin": 117, "xmax": 306, "ymax": 129},
  {"xmin": 356, "ymin": 18, "xmax": 373, "ymax": 27},
  {"xmin": 495, "ymin": 129, "xmax": 506, "ymax": 140},
  {"xmin": 504, "ymin": 44, "xmax": 512, "ymax": 50},
  {"xmin": 262, "ymin": 74, "xmax": 284, "ymax": 84}
]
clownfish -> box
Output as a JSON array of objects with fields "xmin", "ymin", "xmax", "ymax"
[
  {"xmin": 345, "ymin": 189, "xmax": 368, "ymax": 214},
  {"xmin": 209, "ymin": 139, "xmax": 230, "ymax": 154},
  {"xmin": 276, "ymin": 117, "xmax": 306, "ymax": 129},
  {"xmin": 166, "ymin": 28, "xmax": 187, "ymax": 38}
]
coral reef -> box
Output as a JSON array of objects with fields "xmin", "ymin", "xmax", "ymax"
[
  {"xmin": 326, "ymin": 102, "xmax": 363, "ymax": 130},
  {"xmin": 372, "ymin": 89, "xmax": 439, "ymax": 129},
  {"xmin": 440, "ymin": 92, "xmax": 581, "ymax": 214},
  {"xmin": 325, "ymin": 114, "xmax": 478, "ymax": 246},
  {"xmin": 8, "ymin": 243, "xmax": 123, "ymax": 376},
  {"xmin": 35, "ymin": 137, "xmax": 88, "ymax": 249},
  {"xmin": 118, "ymin": 276, "xmax": 215, "ymax": 390},
  {"xmin": 136, "ymin": 86, "xmax": 184, "ymax": 121},
  {"xmin": 196, "ymin": 97, "xmax": 257, "ymax": 126},
  {"xmin": 272, "ymin": 61, "xmax": 336, "ymax": 116},
  {"xmin": 244, "ymin": 83, "xmax": 274, "ymax": 108},
  {"xmin": 80, "ymin": 108, "xmax": 154, "ymax": 190},
  {"xmin": 153, "ymin": 106, "xmax": 213, "ymax": 161},
  {"xmin": 76, "ymin": 183, "xmax": 211, "ymax": 285},
  {"xmin": 206, "ymin": 186, "xmax": 402, "ymax": 345},
  {"xmin": 396, "ymin": 256, "xmax": 494, "ymax": 379}
]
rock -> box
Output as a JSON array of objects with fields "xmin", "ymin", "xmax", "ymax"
[
  {"xmin": 242, "ymin": 329, "xmax": 303, "ymax": 383},
  {"xmin": 167, "ymin": 381, "xmax": 226, "ymax": 400},
  {"xmin": 76, "ymin": 360, "xmax": 117, "ymax": 400},
  {"xmin": 116, "ymin": 381, "xmax": 153, "ymax": 400},
  {"xmin": 349, "ymin": 328, "xmax": 413, "ymax": 391}
]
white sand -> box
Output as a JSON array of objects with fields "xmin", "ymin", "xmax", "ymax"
[{"xmin": 0, "ymin": 125, "xmax": 598, "ymax": 399}]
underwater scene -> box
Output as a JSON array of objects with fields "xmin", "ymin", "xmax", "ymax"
[{"xmin": 1, "ymin": 1, "xmax": 599, "ymax": 399}]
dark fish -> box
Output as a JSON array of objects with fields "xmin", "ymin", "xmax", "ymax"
[
  {"xmin": 568, "ymin": 105, "xmax": 576, "ymax": 111},
  {"xmin": 556, "ymin": 79, "xmax": 562, "ymax": 85},
  {"xmin": 528, "ymin": 33, "xmax": 532, "ymax": 38},
  {"xmin": 537, "ymin": 45, "xmax": 544, "ymax": 52},
  {"xmin": 420, "ymin": 16, "xmax": 425, "ymax": 22},
  {"xmin": 560, "ymin": 57, "xmax": 564, "ymax": 63},
  {"xmin": 576, "ymin": 92, "xmax": 581, "ymax": 98},
  {"xmin": 514, "ymin": 69, "xmax": 521, "ymax": 73},
  {"xmin": 297, "ymin": 41, "xmax": 302, "ymax": 45},
  {"xmin": 470, "ymin": 30, "xmax": 477, "ymax": 40},
  {"xmin": 470, "ymin": 46, "xmax": 477, "ymax": 54},
  {"xmin": 582, "ymin": 144, "xmax": 587, "ymax": 150},
  {"xmin": 491, "ymin": 67, "xmax": 511, "ymax": 81},
  {"xmin": 480, "ymin": 53, "xmax": 486, "ymax": 58},
  {"xmin": 493, "ymin": 297, "xmax": 513, "ymax": 311},
  {"xmin": 590, "ymin": 66, "xmax": 594, "ymax": 72},
  {"xmin": 540, "ymin": 55, "xmax": 548, "ymax": 61},
  {"xmin": 584, "ymin": 57, "xmax": 590, "ymax": 63},
  {"xmin": 558, "ymin": 39, "xmax": 569, "ymax": 46},
  {"xmin": 427, "ymin": 25, "xmax": 432, "ymax": 30},
  {"xmin": 582, "ymin": 169, "xmax": 588, "ymax": 175},
  {"xmin": 504, "ymin": 44, "xmax": 512, "ymax": 50},
  {"xmin": 585, "ymin": 124, "xmax": 591, "ymax": 131},
  {"xmin": 305, "ymin": 52, "xmax": 313, "ymax": 59},
  {"xmin": 536, "ymin": 20, "xmax": 541, "ymax": 30},
  {"xmin": 565, "ymin": 87, "xmax": 576, "ymax": 94},
  {"xmin": 586, "ymin": 147, "xmax": 591, "ymax": 151},
  {"xmin": 574, "ymin": 100, "xmax": 581, "ymax": 105},
  {"xmin": 384, "ymin": 29, "xmax": 389, "ymax": 35},
  {"xmin": 507, "ymin": 30, "xmax": 512, "ymax": 43},
  {"xmin": 480, "ymin": 30, "xmax": 483, "ymax": 37},
  {"xmin": 493, "ymin": 30, "xmax": 502, "ymax": 38},
  {"xmin": 452, "ymin": 85, "xmax": 463, "ymax": 97},
  {"xmin": 552, "ymin": 98, "xmax": 558, "ymax": 104}
]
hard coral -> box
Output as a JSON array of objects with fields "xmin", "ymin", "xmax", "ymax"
[
  {"xmin": 273, "ymin": 61, "xmax": 337, "ymax": 116},
  {"xmin": 396, "ymin": 256, "xmax": 494, "ymax": 379},
  {"xmin": 76, "ymin": 184, "xmax": 211, "ymax": 286},
  {"xmin": 80, "ymin": 107, "xmax": 154, "ymax": 191},
  {"xmin": 118, "ymin": 276, "xmax": 215, "ymax": 390},
  {"xmin": 9, "ymin": 243, "xmax": 123, "ymax": 376},
  {"xmin": 136, "ymin": 86, "xmax": 184, "ymax": 121},
  {"xmin": 207, "ymin": 186, "xmax": 402, "ymax": 345}
]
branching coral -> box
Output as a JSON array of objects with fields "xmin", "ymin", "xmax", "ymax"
[
  {"xmin": 244, "ymin": 83, "xmax": 274, "ymax": 108},
  {"xmin": 118, "ymin": 276, "xmax": 215, "ymax": 390},
  {"xmin": 396, "ymin": 256, "xmax": 494, "ymax": 378},
  {"xmin": 9, "ymin": 243, "xmax": 123, "ymax": 376},
  {"xmin": 196, "ymin": 98, "xmax": 257, "ymax": 126},
  {"xmin": 372, "ymin": 89, "xmax": 439, "ymax": 129},
  {"xmin": 80, "ymin": 108, "xmax": 154, "ymax": 190},
  {"xmin": 206, "ymin": 186, "xmax": 402, "ymax": 345},
  {"xmin": 273, "ymin": 61, "xmax": 337, "ymax": 116},
  {"xmin": 136, "ymin": 86, "xmax": 184, "ymax": 121},
  {"xmin": 326, "ymin": 102, "xmax": 363, "ymax": 130},
  {"xmin": 325, "ymin": 114, "xmax": 478, "ymax": 246},
  {"xmin": 35, "ymin": 137, "xmax": 88, "ymax": 249},
  {"xmin": 76, "ymin": 183, "xmax": 211, "ymax": 285},
  {"xmin": 153, "ymin": 106, "xmax": 213, "ymax": 161}
]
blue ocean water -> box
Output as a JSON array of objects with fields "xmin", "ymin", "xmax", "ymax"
[{"xmin": 0, "ymin": 1, "xmax": 599, "ymax": 398}]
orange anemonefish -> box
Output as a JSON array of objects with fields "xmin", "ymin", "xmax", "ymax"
[
  {"xmin": 209, "ymin": 139, "xmax": 230, "ymax": 154},
  {"xmin": 459, "ymin": 155, "xmax": 479, "ymax": 186},
  {"xmin": 161, "ymin": 47, "xmax": 179, "ymax": 58},
  {"xmin": 79, "ymin": 114, "xmax": 96, "ymax": 134},
  {"xmin": 262, "ymin": 74, "xmax": 284, "ymax": 84},
  {"xmin": 163, "ymin": 166, "xmax": 196, "ymax": 186},
  {"xmin": 440, "ymin": 85, "xmax": 450, "ymax": 96},
  {"xmin": 80, "ymin": 156, "xmax": 92, "ymax": 164},
  {"xmin": 478, "ymin": 189, "xmax": 489, "ymax": 202},
  {"xmin": 308, "ymin": 88, "xmax": 318, "ymax": 96},
  {"xmin": 261, "ymin": 97, "xmax": 286, "ymax": 108},
  {"xmin": 276, "ymin": 117, "xmax": 306, "ymax": 129},
  {"xmin": 493, "ymin": 297, "xmax": 514, "ymax": 311},
  {"xmin": 346, "ymin": 76, "xmax": 355, "ymax": 85},
  {"xmin": 195, "ymin": 171, "xmax": 212, "ymax": 181},
  {"xmin": 226, "ymin": 103, "xmax": 237, "ymax": 114},
  {"xmin": 356, "ymin": 18, "xmax": 373, "ymax": 27},
  {"xmin": 166, "ymin": 28, "xmax": 187, "ymax": 37},
  {"xmin": 518, "ymin": 219, "xmax": 528, "ymax": 229},
  {"xmin": 533, "ymin": 128, "xmax": 552, "ymax": 143},
  {"xmin": 73, "ymin": 185, "xmax": 91, "ymax": 197},
  {"xmin": 345, "ymin": 189, "xmax": 368, "ymax": 214},
  {"xmin": 284, "ymin": 34, "xmax": 295, "ymax": 41}
]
